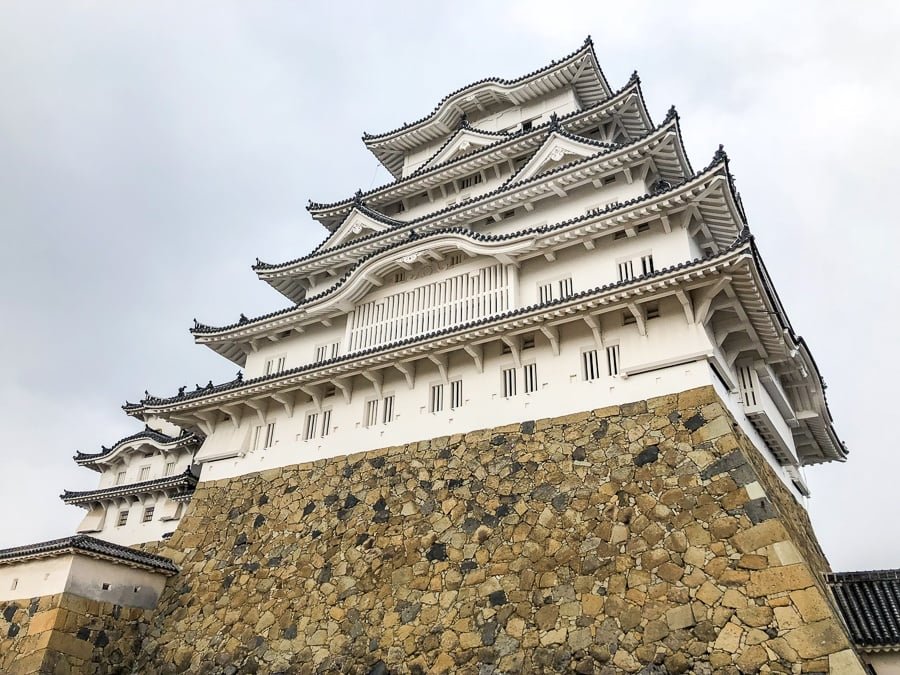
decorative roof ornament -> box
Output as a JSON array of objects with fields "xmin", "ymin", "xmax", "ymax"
[
  {"xmin": 238, "ymin": 313, "xmax": 249, "ymax": 324},
  {"xmin": 354, "ymin": 189, "xmax": 364, "ymax": 205},
  {"xmin": 235, "ymin": 371, "xmax": 243, "ymax": 383},
  {"xmin": 583, "ymin": 35, "xmax": 593, "ymax": 47},
  {"xmin": 457, "ymin": 113, "xmax": 470, "ymax": 130},
  {"xmin": 713, "ymin": 143, "xmax": 728, "ymax": 164},
  {"xmin": 650, "ymin": 179, "xmax": 672, "ymax": 195},
  {"xmin": 548, "ymin": 112, "xmax": 560, "ymax": 132},
  {"xmin": 628, "ymin": 70, "xmax": 640, "ymax": 84},
  {"xmin": 664, "ymin": 105, "xmax": 678, "ymax": 124},
  {"xmin": 177, "ymin": 386, "xmax": 186, "ymax": 397}
]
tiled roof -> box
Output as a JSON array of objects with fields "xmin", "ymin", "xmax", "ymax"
[
  {"xmin": 196, "ymin": 130, "xmax": 712, "ymax": 338},
  {"xmin": 74, "ymin": 428, "xmax": 197, "ymax": 464},
  {"xmin": 128, "ymin": 227, "xmax": 751, "ymax": 412},
  {"xmin": 61, "ymin": 469, "xmax": 198, "ymax": 505},
  {"xmin": 304, "ymin": 73, "xmax": 643, "ymax": 219},
  {"xmin": 362, "ymin": 36, "xmax": 609, "ymax": 145},
  {"xmin": 0, "ymin": 535, "xmax": 179, "ymax": 575},
  {"xmin": 828, "ymin": 569, "xmax": 900, "ymax": 650}
]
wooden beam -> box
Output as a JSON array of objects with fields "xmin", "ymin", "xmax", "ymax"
[
  {"xmin": 694, "ymin": 276, "xmax": 732, "ymax": 325},
  {"xmin": 550, "ymin": 183, "xmax": 567, "ymax": 198},
  {"xmin": 583, "ymin": 314, "xmax": 604, "ymax": 349},
  {"xmin": 428, "ymin": 353, "xmax": 449, "ymax": 384},
  {"xmin": 623, "ymin": 167, "xmax": 633, "ymax": 184},
  {"xmin": 463, "ymin": 344, "xmax": 483, "ymax": 373},
  {"xmin": 523, "ymin": 202, "xmax": 534, "ymax": 212},
  {"xmin": 543, "ymin": 251, "xmax": 556, "ymax": 262},
  {"xmin": 501, "ymin": 335, "xmax": 522, "ymax": 368},
  {"xmin": 394, "ymin": 361, "xmax": 416, "ymax": 389},
  {"xmin": 675, "ymin": 290, "xmax": 694, "ymax": 324},
  {"xmin": 627, "ymin": 303, "xmax": 647, "ymax": 337},
  {"xmin": 299, "ymin": 385, "xmax": 321, "ymax": 412},
  {"xmin": 660, "ymin": 214, "xmax": 671, "ymax": 234},
  {"xmin": 193, "ymin": 411, "xmax": 217, "ymax": 437},
  {"xmin": 272, "ymin": 392, "xmax": 296, "ymax": 418},
  {"xmin": 362, "ymin": 370, "xmax": 383, "ymax": 399},
  {"xmin": 245, "ymin": 399, "xmax": 267, "ymax": 426},
  {"xmin": 714, "ymin": 317, "xmax": 746, "ymax": 348},
  {"xmin": 334, "ymin": 377, "xmax": 353, "ymax": 405},
  {"xmin": 221, "ymin": 404, "xmax": 243, "ymax": 430},
  {"xmin": 583, "ymin": 238, "xmax": 595, "ymax": 251},
  {"xmin": 540, "ymin": 325, "xmax": 560, "ymax": 356}
]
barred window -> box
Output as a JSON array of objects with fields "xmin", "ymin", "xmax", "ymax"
[
  {"xmin": 430, "ymin": 384, "xmax": 444, "ymax": 413},
  {"xmin": 582, "ymin": 349, "xmax": 601, "ymax": 381},
  {"xmin": 450, "ymin": 380, "xmax": 463, "ymax": 409},
  {"xmin": 502, "ymin": 367, "xmax": 517, "ymax": 398},
  {"xmin": 523, "ymin": 363, "xmax": 538, "ymax": 393},
  {"xmin": 606, "ymin": 345, "xmax": 620, "ymax": 376}
]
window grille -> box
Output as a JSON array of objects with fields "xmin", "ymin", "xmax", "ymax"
[
  {"xmin": 606, "ymin": 345, "xmax": 620, "ymax": 376},
  {"xmin": 330, "ymin": 342, "xmax": 340, "ymax": 359},
  {"xmin": 304, "ymin": 412, "xmax": 319, "ymax": 441},
  {"xmin": 117, "ymin": 510, "xmax": 129, "ymax": 527},
  {"xmin": 348, "ymin": 263, "xmax": 509, "ymax": 352},
  {"xmin": 523, "ymin": 363, "xmax": 538, "ymax": 393},
  {"xmin": 164, "ymin": 462, "xmax": 175, "ymax": 477},
  {"xmin": 364, "ymin": 400, "xmax": 379, "ymax": 428},
  {"xmin": 430, "ymin": 383, "xmax": 444, "ymax": 413},
  {"xmin": 450, "ymin": 380, "xmax": 463, "ymax": 409},
  {"xmin": 382, "ymin": 395, "xmax": 395, "ymax": 424},
  {"xmin": 502, "ymin": 367, "xmax": 517, "ymax": 398},
  {"xmin": 393, "ymin": 271, "xmax": 405, "ymax": 283},
  {"xmin": 737, "ymin": 366, "xmax": 758, "ymax": 407},
  {"xmin": 538, "ymin": 282, "xmax": 553, "ymax": 303},
  {"xmin": 321, "ymin": 410, "xmax": 332, "ymax": 437},
  {"xmin": 142, "ymin": 506, "xmax": 155, "ymax": 523},
  {"xmin": 618, "ymin": 260, "xmax": 634, "ymax": 282},
  {"xmin": 314, "ymin": 345, "xmax": 328, "ymax": 363},
  {"xmin": 582, "ymin": 349, "xmax": 601, "ymax": 381},
  {"xmin": 139, "ymin": 466, "xmax": 150, "ymax": 481},
  {"xmin": 559, "ymin": 277, "xmax": 573, "ymax": 298},
  {"xmin": 115, "ymin": 471, "xmax": 126, "ymax": 485},
  {"xmin": 265, "ymin": 356, "xmax": 286, "ymax": 375},
  {"xmin": 255, "ymin": 422, "xmax": 276, "ymax": 450},
  {"xmin": 448, "ymin": 252, "xmax": 463, "ymax": 266},
  {"xmin": 641, "ymin": 254, "xmax": 655, "ymax": 275}
]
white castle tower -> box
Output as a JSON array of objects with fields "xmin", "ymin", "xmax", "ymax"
[{"xmin": 110, "ymin": 37, "xmax": 844, "ymax": 501}]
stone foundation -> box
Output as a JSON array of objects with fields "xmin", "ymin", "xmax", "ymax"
[{"xmin": 0, "ymin": 386, "xmax": 866, "ymax": 672}]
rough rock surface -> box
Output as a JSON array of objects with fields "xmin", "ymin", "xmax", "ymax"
[{"xmin": 0, "ymin": 386, "xmax": 866, "ymax": 673}]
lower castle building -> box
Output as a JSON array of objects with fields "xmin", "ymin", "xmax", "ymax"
[{"xmin": 0, "ymin": 39, "xmax": 894, "ymax": 673}]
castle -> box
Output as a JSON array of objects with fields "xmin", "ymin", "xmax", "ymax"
[{"xmin": 0, "ymin": 38, "xmax": 893, "ymax": 674}]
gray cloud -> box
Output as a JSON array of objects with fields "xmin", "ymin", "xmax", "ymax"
[{"xmin": 0, "ymin": 1, "xmax": 896, "ymax": 572}]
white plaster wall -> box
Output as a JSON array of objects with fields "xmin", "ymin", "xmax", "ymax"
[
  {"xmin": 66, "ymin": 555, "xmax": 167, "ymax": 609},
  {"xmin": 864, "ymin": 652, "xmax": 900, "ymax": 674},
  {"xmin": 200, "ymin": 307, "xmax": 716, "ymax": 481},
  {"xmin": 0, "ymin": 556, "xmax": 73, "ymax": 602},
  {"xmin": 0, "ymin": 555, "xmax": 167, "ymax": 609},
  {"xmin": 88, "ymin": 493, "xmax": 185, "ymax": 546},
  {"xmin": 247, "ymin": 198, "xmax": 691, "ymax": 383}
]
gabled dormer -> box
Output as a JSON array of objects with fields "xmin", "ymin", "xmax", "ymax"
[
  {"xmin": 324, "ymin": 204, "xmax": 397, "ymax": 249},
  {"xmin": 509, "ymin": 125, "xmax": 614, "ymax": 184}
]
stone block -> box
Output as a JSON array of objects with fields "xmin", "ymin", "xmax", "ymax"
[
  {"xmin": 747, "ymin": 564, "xmax": 815, "ymax": 597},
  {"xmin": 731, "ymin": 520, "xmax": 789, "ymax": 554},
  {"xmin": 784, "ymin": 619, "xmax": 850, "ymax": 659}
]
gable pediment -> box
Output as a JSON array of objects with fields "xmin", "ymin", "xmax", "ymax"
[
  {"xmin": 326, "ymin": 207, "xmax": 395, "ymax": 248},
  {"xmin": 510, "ymin": 131, "xmax": 611, "ymax": 183},
  {"xmin": 421, "ymin": 128, "xmax": 505, "ymax": 171}
]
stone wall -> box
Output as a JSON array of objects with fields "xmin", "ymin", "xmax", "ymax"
[
  {"xmin": 0, "ymin": 386, "xmax": 866, "ymax": 673},
  {"xmin": 0, "ymin": 592, "xmax": 148, "ymax": 674}
]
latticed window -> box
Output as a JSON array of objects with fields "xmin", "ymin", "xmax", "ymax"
[
  {"xmin": 382, "ymin": 395, "xmax": 395, "ymax": 424},
  {"xmin": 641, "ymin": 254, "xmax": 655, "ymax": 275},
  {"xmin": 538, "ymin": 282, "xmax": 553, "ymax": 303},
  {"xmin": 321, "ymin": 409, "xmax": 332, "ymax": 437},
  {"xmin": 606, "ymin": 345, "xmax": 620, "ymax": 376},
  {"xmin": 523, "ymin": 363, "xmax": 538, "ymax": 394},
  {"xmin": 304, "ymin": 412, "xmax": 318, "ymax": 441},
  {"xmin": 430, "ymin": 384, "xmax": 444, "ymax": 413},
  {"xmin": 364, "ymin": 400, "xmax": 379, "ymax": 428},
  {"xmin": 618, "ymin": 260, "xmax": 634, "ymax": 282},
  {"xmin": 582, "ymin": 349, "xmax": 601, "ymax": 381},
  {"xmin": 142, "ymin": 506, "xmax": 155, "ymax": 523},
  {"xmin": 450, "ymin": 380, "xmax": 463, "ymax": 409},
  {"xmin": 559, "ymin": 277, "xmax": 574, "ymax": 298},
  {"xmin": 502, "ymin": 367, "xmax": 517, "ymax": 398},
  {"xmin": 117, "ymin": 510, "xmax": 129, "ymax": 527}
]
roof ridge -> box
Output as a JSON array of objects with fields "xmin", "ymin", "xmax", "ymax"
[
  {"xmin": 361, "ymin": 38, "xmax": 603, "ymax": 144},
  {"xmin": 304, "ymin": 76, "xmax": 644, "ymax": 218}
]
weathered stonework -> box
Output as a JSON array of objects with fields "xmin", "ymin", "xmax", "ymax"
[{"xmin": 0, "ymin": 386, "xmax": 866, "ymax": 672}]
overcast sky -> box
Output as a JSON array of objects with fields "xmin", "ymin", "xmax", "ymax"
[{"xmin": 0, "ymin": 2, "xmax": 897, "ymax": 571}]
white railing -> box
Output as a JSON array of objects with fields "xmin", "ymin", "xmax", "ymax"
[{"xmin": 347, "ymin": 264, "xmax": 510, "ymax": 352}]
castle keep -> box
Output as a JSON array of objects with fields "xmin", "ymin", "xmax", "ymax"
[{"xmin": 0, "ymin": 39, "xmax": 879, "ymax": 673}]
